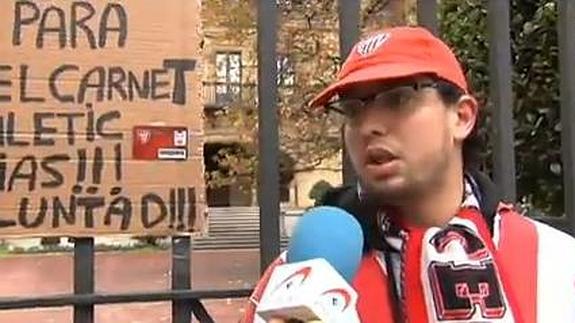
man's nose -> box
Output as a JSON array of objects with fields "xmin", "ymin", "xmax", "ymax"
[{"xmin": 357, "ymin": 110, "xmax": 389, "ymax": 139}]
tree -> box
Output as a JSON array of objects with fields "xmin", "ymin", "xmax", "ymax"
[
  {"xmin": 308, "ymin": 179, "xmax": 334, "ymax": 203},
  {"xmin": 439, "ymin": 0, "xmax": 562, "ymax": 216}
]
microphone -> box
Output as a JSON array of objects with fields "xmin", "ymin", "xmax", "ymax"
[{"xmin": 255, "ymin": 206, "xmax": 364, "ymax": 323}]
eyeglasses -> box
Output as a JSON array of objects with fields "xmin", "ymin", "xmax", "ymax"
[{"xmin": 324, "ymin": 81, "xmax": 439, "ymax": 120}]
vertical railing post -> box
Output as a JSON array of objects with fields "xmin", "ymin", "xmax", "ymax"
[
  {"xmin": 171, "ymin": 236, "xmax": 192, "ymax": 323},
  {"xmin": 417, "ymin": 0, "xmax": 438, "ymax": 35},
  {"xmin": 487, "ymin": 0, "xmax": 517, "ymax": 202},
  {"xmin": 73, "ymin": 237, "xmax": 94, "ymax": 323},
  {"xmin": 257, "ymin": 0, "xmax": 280, "ymax": 273},
  {"xmin": 558, "ymin": 0, "xmax": 575, "ymax": 234},
  {"xmin": 338, "ymin": 0, "xmax": 361, "ymax": 186}
]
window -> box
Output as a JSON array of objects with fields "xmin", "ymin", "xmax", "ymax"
[
  {"xmin": 276, "ymin": 0, "xmax": 306, "ymax": 10},
  {"xmin": 277, "ymin": 54, "xmax": 295, "ymax": 87},
  {"xmin": 276, "ymin": 0, "xmax": 292, "ymax": 8},
  {"xmin": 215, "ymin": 51, "xmax": 242, "ymax": 104}
]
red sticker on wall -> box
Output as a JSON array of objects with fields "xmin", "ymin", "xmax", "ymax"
[{"xmin": 132, "ymin": 126, "xmax": 188, "ymax": 160}]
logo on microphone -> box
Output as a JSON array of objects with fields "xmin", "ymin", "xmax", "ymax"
[
  {"xmin": 320, "ymin": 288, "xmax": 352, "ymax": 312},
  {"xmin": 272, "ymin": 266, "xmax": 312, "ymax": 294}
]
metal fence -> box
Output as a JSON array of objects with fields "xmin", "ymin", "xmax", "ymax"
[{"xmin": 0, "ymin": 0, "xmax": 573, "ymax": 322}]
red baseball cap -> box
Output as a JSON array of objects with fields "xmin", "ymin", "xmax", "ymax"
[{"xmin": 308, "ymin": 26, "xmax": 469, "ymax": 108}]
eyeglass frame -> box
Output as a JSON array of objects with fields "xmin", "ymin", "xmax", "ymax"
[{"xmin": 323, "ymin": 80, "xmax": 440, "ymax": 118}]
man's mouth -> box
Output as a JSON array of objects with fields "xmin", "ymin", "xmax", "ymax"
[{"xmin": 365, "ymin": 146, "xmax": 397, "ymax": 165}]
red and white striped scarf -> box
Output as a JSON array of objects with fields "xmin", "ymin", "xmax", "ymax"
[{"xmin": 379, "ymin": 179, "xmax": 521, "ymax": 322}]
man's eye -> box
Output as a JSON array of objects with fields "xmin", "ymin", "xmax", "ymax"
[
  {"xmin": 373, "ymin": 90, "xmax": 414, "ymax": 110},
  {"xmin": 342, "ymin": 100, "xmax": 366, "ymax": 116}
]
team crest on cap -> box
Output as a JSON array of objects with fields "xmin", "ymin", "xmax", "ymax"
[{"xmin": 356, "ymin": 33, "xmax": 390, "ymax": 56}]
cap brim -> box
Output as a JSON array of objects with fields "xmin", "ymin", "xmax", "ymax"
[{"xmin": 308, "ymin": 63, "xmax": 440, "ymax": 108}]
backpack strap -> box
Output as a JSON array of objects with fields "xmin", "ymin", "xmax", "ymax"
[{"xmin": 495, "ymin": 205, "xmax": 539, "ymax": 323}]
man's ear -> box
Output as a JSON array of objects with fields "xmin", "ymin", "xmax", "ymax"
[{"xmin": 451, "ymin": 94, "xmax": 479, "ymax": 142}]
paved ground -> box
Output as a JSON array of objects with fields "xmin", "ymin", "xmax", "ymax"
[{"xmin": 0, "ymin": 249, "xmax": 262, "ymax": 322}]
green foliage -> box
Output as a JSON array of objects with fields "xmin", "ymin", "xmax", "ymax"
[
  {"xmin": 308, "ymin": 179, "xmax": 334, "ymax": 202},
  {"xmin": 439, "ymin": 0, "xmax": 562, "ymax": 215}
]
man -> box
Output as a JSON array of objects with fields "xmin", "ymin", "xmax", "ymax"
[{"xmin": 241, "ymin": 26, "xmax": 575, "ymax": 322}]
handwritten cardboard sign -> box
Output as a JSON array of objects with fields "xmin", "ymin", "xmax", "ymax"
[{"xmin": 0, "ymin": 0, "xmax": 206, "ymax": 237}]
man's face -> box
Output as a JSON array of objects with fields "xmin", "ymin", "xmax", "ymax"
[{"xmin": 334, "ymin": 78, "xmax": 476, "ymax": 202}]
